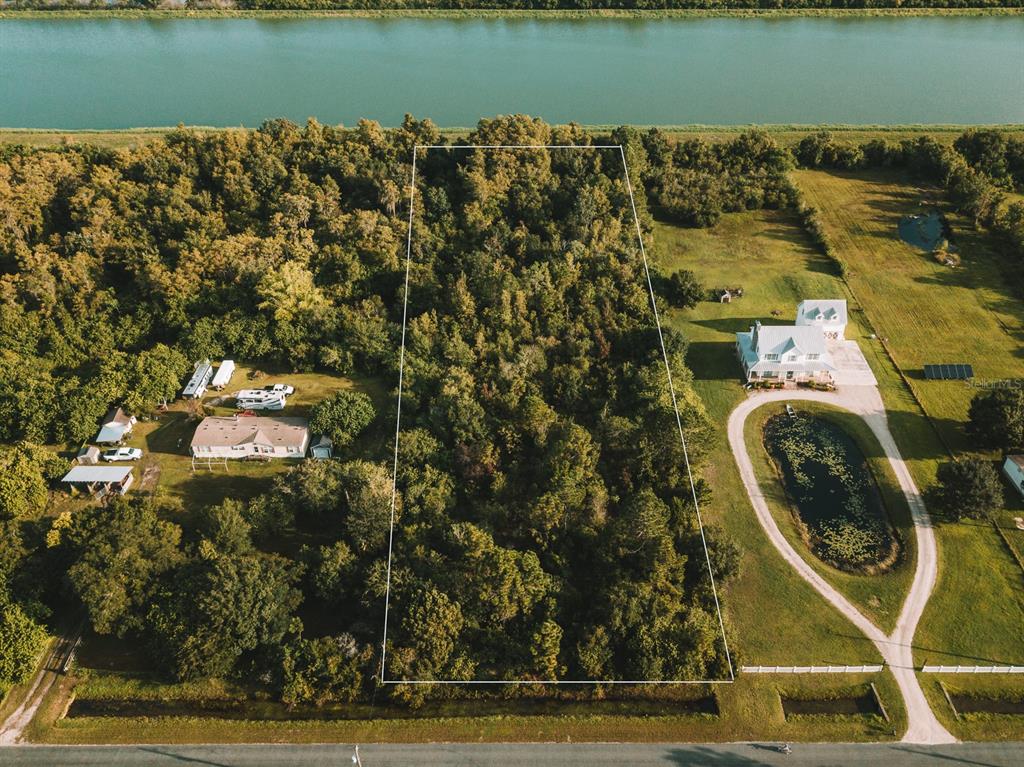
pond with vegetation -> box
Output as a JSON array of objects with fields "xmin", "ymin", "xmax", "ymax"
[{"xmin": 763, "ymin": 413, "xmax": 898, "ymax": 572}]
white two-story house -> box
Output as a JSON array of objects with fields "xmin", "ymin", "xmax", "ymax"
[{"xmin": 736, "ymin": 320, "xmax": 836, "ymax": 384}]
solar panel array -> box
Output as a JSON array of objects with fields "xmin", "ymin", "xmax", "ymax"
[{"xmin": 923, "ymin": 363, "xmax": 974, "ymax": 380}]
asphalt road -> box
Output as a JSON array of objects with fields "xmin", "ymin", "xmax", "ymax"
[{"xmin": 0, "ymin": 743, "xmax": 1022, "ymax": 767}]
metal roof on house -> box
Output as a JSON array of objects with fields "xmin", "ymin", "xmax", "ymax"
[
  {"xmin": 752, "ymin": 324, "xmax": 829, "ymax": 357},
  {"xmin": 62, "ymin": 466, "xmax": 133, "ymax": 484}
]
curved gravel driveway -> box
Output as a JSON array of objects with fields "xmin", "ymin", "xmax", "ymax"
[{"xmin": 727, "ymin": 386, "xmax": 955, "ymax": 744}]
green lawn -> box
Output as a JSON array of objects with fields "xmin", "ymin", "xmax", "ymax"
[
  {"xmin": 792, "ymin": 169, "xmax": 1024, "ymax": 734},
  {"xmin": 742, "ymin": 401, "xmax": 916, "ymax": 633},
  {"xmin": 38, "ymin": 653, "xmax": 906, "ymax": 744},
  {"xmin": 920, "ymin": 673, "xmax": 1024, "ymax": 741},
  {"xmin": 651, "ymin": 211, "xmax": 887, "ymax": 666},
  {"xmin": 118, "ymin": 364, "xmax": 391, "ymax": 511}
]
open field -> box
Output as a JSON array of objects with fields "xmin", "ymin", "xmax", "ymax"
[
  {"xmin": 791, "ymin": 169, "xmax": 1024, "ymax": 729},
  {"xmin": 795, "ymin": 169, "xmax": 1024, "ymax": 458},
  {"xmin": 742, "ymin": 400, "xmax": 916, "ymax": 633},
  {"xmin": 651, "ymin": 210, "xmax": 890, "ymax": 665}
]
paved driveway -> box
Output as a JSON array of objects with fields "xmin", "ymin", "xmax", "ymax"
[{"xmin": 829, "ymin": 340, "xmax": 877, "ymax": 386}]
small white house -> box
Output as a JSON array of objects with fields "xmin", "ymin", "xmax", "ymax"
[
  {"xmin": 61, "ymin": 465, "xmax": 134, "ymax": 496},
  {"xmin": 210, "ymin": 360, "xmax": 236, "ymax": 390},
  {"xmin": 183, "ymin": 360, "xmax": 214, "ymax": 399},
  {"xmin": 95, "ymin": 407, "xmax": 136, "ymax": 444},
  {"xmin": 1002, "ymin": 456, "xmax": 1024, "ymax": 498},
  {"xmin": 190, "ymin": 415, "xmax": 310, "ymax": 461},
  {"xmin": 796, "ymin": 299, "xmax": 848, "ymax": 341},
  {"xmin": 736, "ymin": 321, "xmax": 836, "ymax": 384}
]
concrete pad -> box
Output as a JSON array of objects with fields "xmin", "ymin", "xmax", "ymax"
[{"xmin": 829, "ymin": 340, "xmax": 877, "ymax": 387}]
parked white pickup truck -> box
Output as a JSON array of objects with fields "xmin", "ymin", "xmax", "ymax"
[
  {"xmin": 262, "ymin": 383, "xmax": 295, "ymax": 396},
  {"xmin": 101, "ymin": 447, "xmax": 143, "ymax": 462}
]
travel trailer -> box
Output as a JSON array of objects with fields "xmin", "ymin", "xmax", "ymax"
[{"xmin": 234, "ymin": 389, "xmax": 287, "ymax": 411}]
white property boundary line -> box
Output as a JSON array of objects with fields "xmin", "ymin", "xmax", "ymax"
[{"xmin": 380, "ymin": 144, "xmax": 735, "ymax": 685}]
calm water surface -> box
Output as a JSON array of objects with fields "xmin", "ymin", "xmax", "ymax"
[{"xmin": 1, "ymin": 17, "xmax": 1022, "ymax": 128}]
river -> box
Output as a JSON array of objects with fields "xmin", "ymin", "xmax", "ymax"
[{"xmin": 1, "ymin": 16, "xmax": 1021, "ymax": 128}]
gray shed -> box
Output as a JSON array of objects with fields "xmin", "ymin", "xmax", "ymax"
[{"xmin": 310, "ymin": 434, "xmax": 334, "ymax": 460}]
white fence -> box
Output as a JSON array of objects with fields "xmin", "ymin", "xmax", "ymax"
[
  {"xmin": 742, "ymin": 665, "xmax": 883, "ymax": 674},
  {"xmin": 921, "ymin": 665, "xmax": 1024, "ymax": 674}
]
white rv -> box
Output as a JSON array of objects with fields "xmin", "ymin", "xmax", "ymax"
[
  {"xmin": 211, "ymin": 360, "xmax": 236, "ymax": 390},
  {"xmin": 234, "ymin": 389, "xmax": 287, "ymax": 411}
]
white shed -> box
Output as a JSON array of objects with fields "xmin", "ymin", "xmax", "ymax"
[
  {"xmin": 211, "ymin": 360, "xmax": 236, "ymax": 390},
  {"xmin": 1002, "ymin": 456, "xmax": 1024, "ymax": 498}
]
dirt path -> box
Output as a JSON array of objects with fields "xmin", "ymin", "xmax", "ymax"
[
  {"xmin": 0, "ymin": 630, "xmax": 80, "ymax": 745},
  {"xmin": 727, "ymin": 386, "xmax": 955, "ymax": 745}
]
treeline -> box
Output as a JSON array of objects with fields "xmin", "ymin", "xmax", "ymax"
[{"xmin": 5, "ymin": 0, "xmax": 1021, "ymax": 11}]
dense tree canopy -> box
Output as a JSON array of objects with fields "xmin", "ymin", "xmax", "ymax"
[{"xmin": 929, "ymin": 460, "xmax": 1004, "ymax": 522}]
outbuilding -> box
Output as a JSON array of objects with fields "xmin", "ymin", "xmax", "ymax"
[
  {"xmin": 1002, "ymin": 455, "xmax": 1024, "ymax": 498},
  {"xmin": 310, "ymin": 434, "xmax": 334, "ymax": 460},
  {"xmin": 795, "ymin": 299, "xmax": 848, "ymax": 341},
  {"xmin": 61, "ymin": 465, "xmax": 135, "ymax": 496},
  {"xmin": 75, "ymin": 445, "xmax": 101, "ymax": 465},
  {"xmin": 96, "ymin": 407, "xmax": 136, "ymax": 444}
]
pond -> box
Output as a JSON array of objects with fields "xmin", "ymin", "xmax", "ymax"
[
  {"xmin": 763, "ymin": 413, "xmax": 898, "ymax": 572},
  {"xmin": 0, "ymin": 16, "xmax": 1022, "ymax": 128},
  {"xmin": 898, "ymin": 210, "xmax": 950, "ymax": 252}
]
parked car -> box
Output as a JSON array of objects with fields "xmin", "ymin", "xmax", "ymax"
[
  {"xmin": 101, "ymin": 447, "xmax": 143, "ymax": 462},
  {"xmin": 263, "ymin": 383, "xmax": 295, "ymax": 395}
]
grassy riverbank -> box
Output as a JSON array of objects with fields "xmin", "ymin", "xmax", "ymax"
[
  {"xmin": 1, "ymin": 7, "xmax": 1021, "ymax": 19},
  {"xmin": 4, "ymin": 126, "xmax": 1023, "ymax": 152}
]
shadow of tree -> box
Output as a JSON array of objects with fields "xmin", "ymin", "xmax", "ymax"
[
  {"xmin": 687, "ymin": 340, "xmax": 743, "ymax": 382},
  {"xmin": 664, "ymin": 745, "xmax": 773, "ymax": 765}
]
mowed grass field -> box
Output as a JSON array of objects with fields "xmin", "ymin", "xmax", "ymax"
[
  {"xmin": 792, "ymin": 170, "xmax": 1024, "ymax": 718},
  {"xmin": 651, "ymin": 210, "xmax": 892, "ymax": 664}
]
